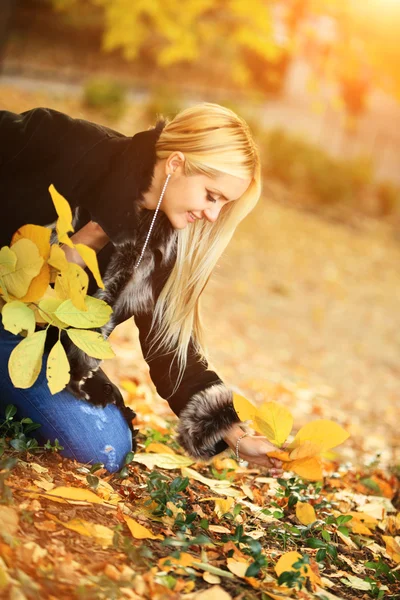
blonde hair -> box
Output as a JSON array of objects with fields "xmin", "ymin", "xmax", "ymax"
[{"xmin": 144, "ymin": 102, "xmax": 262, "ymax": 397}]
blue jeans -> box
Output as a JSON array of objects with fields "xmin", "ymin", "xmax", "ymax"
[{"xmin": 0, "ymin": 318, "xmax": 132, "ymax": 473}]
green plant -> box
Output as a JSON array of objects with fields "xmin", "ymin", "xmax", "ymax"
[
  {"xmin": 82, "ymin": 77, "xmax": 127, "ymax": 120},
  {"xmin": 0, "ymin": 404, "xmax": 63, "ymax": 455},
  {"xmin": 144, "ymin": 471, "xmax": 189, "ymax": 517},
  {"xmin": 277, "ymin": 554, "xmax": 311, "ymax": 590},
  {"xmin": 221, "ymin": 525, "xmax": 269, "ymax": 577}
]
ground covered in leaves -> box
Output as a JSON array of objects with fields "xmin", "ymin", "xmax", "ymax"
[{"xmin": 0, "ymin": 84, "xmax": 399, "ymax": 599}]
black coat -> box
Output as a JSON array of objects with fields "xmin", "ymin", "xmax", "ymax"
[{"xmin": 0, "ymin": 107, "xmax": 241, "ymax": 460}]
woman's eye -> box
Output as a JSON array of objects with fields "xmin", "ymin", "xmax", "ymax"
[{"xmin": 206, "ymin": 193, "xmax": 217, "ymax": 203}]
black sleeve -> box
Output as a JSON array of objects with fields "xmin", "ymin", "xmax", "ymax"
[
  {"xmin": 133, "ymin": 310, "xmax": 241, "ymax": 461},
  {"xmin": 0, "ymin": 107, "xmax": 140, "ymax": 247}
]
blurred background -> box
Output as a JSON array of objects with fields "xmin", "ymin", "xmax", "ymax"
[{"xmin": 1, "ymin": 0, "xmax": 399, "ymax": 470}]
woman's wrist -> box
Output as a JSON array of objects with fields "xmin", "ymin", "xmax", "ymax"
[{"xmin": 223, "ymin": 423, "xmax": 246, "ymax": 447}]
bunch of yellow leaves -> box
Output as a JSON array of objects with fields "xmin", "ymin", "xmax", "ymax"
[
  {"xmin": 0, "ymin": 184, "xmax": 114, "ymax": 395},
  {"xmin": 233, "ymin": 393, "xmax": 349, "ymax": 481}
]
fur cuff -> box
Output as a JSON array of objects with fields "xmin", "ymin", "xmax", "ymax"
[{"xmin": 175, "ymin": 383, "xmax": 241, "ymax": 461}]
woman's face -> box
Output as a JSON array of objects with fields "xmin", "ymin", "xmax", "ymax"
[{"xmin": 148, "ymin": 151, "xmax": 251, "ymax": 230}]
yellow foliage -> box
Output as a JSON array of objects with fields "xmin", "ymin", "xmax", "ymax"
[
  {"xmin": 46, "ymin": 340, "xmax": 71, "ymax": 394},
  {"xmin": 11, "ymin": 224, "xmax": 51, "ymax": 260},
  {"xmin": 48, "ymin": 183, "xmax": 74, "ymax": 247}
]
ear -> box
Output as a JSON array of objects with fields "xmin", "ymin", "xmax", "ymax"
[{"xmin": 167, "ymin": 151, "xmax": 185, "ymax": 175}]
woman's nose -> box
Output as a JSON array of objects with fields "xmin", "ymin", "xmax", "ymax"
[{"xmin": 203, "ymin": 206, "xmax": 221, "ymax": 223}]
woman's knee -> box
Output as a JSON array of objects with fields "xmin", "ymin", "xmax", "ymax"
[{"xmin": 58, "ymin": 402, "xmax": 134, "ymax": 473}]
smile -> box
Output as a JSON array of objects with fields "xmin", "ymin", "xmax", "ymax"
[{"xmin": 187, "ymin": 211, "xmax": 196, "ymax": 222}]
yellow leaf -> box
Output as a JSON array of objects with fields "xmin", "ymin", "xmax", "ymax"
[
  {"xmin": 232, "ymin": 392, "xmax": 258, "ymax": 423},
  {"xmin": 46, "ymin": 340, "xmax": 71, "ymax": 394},
  {"xmin": 74, "ymin": 243, "xmax": 105, "ymax": 289},
  {"xmin": 226, "ymin": 557, "xmax": 252, "ymax": 578},
  {"xmin": 289, "ymin": 419, "xmax": 349, "ymax": 452},
  {"xmin": 11, "ymin": 224, "xmax": 51, "ymax": 260},
  {"xmin": 181, "ymin": 467, "xmax": 242, "ymax": 497},
  {"xmin": 54, "ymin": 263, "xmax": 88, "ymax": 311},
  {"xmin": 66, "ymin": 329, "xmax": 115, "ymax": 359},
  {"xmin": 0, "ymin": 246, "xmax": 17, "ymax": 277},
  {"xmin": 214, "ymin": 497, "xmax": 235, "ymax": 518},
  {"xmin": 267, "ymin": 450, "xmax": 291, "ymax": 462},
  {"xmin": 47, "ymin": 512, "xmax": 114, "ymax": 547},
  {"xmin": 46, "ymin": 486, "xmax": 104, "ymax": 504},
  {"xmin": 38, "ymin": 297, "xmax": 69, "ymax": 329},
  {"xmin": 123, "ymin": 515, "xmax": 164, "ymax": 540},
  {"xmin": 133, "ymin": 452, "xmax": 193, "ymax": 470},
  {"xmin": 275, "ymin": 551, "xmax": 320, "ymax": 587},
  {"xmin": 233, "ymin": 395, "xmax": 293, "ymax": 446},
  {"xmin": 48, "ymin": 244, "xmax": 69, "ymax": 272},
  {"xmin": 2, "ymin": 239, "xmax": 43, "ymax": 298},
  {"xmin": 382, "ymin": 535, "xmax": 400, "ymax": 563},
  {"xmin": 1, "ymin": 301, "xmax": 36, "ymax": 336},
  {"xmin": 8, "ymin": 330, "xmax": 47, "ymax": 388},
  {"xmin": 54, "ymin": 296, "xmax": 112, "ymax": 329},
  {"xmin": 290, "ymin": 456, "xmax": 323, "ymax": 481},
  {"xmin": 289, "ymin": 440, "xmax": 323, "ymax": 460},
  {"xmin": 254, "ymin": 401, "xmax": 294, "ymax": 446},
  {"xmin": 48, "ymin": 184, "xmax": 74, "ymax": 248},
  {"xmin": 159, "ymin": 552, "xmax": 196, "ymax": 572},
  {"xmin": 145, "ymin": 442, "xmax": 176, "ymax": 455},
  {"xmin": 18, "ymin": 263, "xmax": 51, "ymax": 303},
  {"xmin": 296, "ymin": 502, "xmax": 317, "ymax": 525}
]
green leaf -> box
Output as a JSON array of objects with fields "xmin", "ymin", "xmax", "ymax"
[
  {"xmin": 5, "ymin": 405, "xmax": 17, "ymax": 420},
  {"xmin": 306, "ymin": 537, "xmax": 326, "ymax": 549},
  {"xmin": 66, "ymin": 329, "xmax": 115, "ymax": 359},
  {"xmin": 55, "ymin": 296, "xmax": 112, "ymax": 329},
  {"xmin": 8, "ymin": 330, "xmax": 47, "ymax": 389},
  {"xmin": 321, "ymin": 530, "xmax": 331, "ymax": 542},
  {"xmin": 46, "ymin": 340, "xmax": 71, "ymax": 394},
  {"xmin": 2, "ymin": 301, "xmax": 36, "ymax": 336}
]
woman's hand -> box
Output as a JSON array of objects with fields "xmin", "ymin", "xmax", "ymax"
[{"xmin": 223, "ymin": 424, "xmax": 284, "ymax": 475}]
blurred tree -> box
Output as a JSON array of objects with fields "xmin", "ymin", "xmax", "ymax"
[{"xmin": 49, "ymin": 0, "xmax": 400, "ymax": 107}]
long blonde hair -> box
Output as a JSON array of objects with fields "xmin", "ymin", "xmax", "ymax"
[{"xmin": 144, "ymin": 102, "xmax": 262, "ymax": 397}]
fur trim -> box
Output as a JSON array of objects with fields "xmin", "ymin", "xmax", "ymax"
[{"xmin": 175, "ymin": 382, "xmax": 241, "ymax": 461}]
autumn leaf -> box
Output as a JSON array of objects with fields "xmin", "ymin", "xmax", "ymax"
[
  {"xmin": 54, "ymin": 296, "xmax": 112, "ymax": 329},
  {"xmin": 46, "ymin": 340, "xmax": 71, "ymax": 394},
  {"xmin": 233, "ymin": 395, "xmax": 293, "ymax": 446},
  {"xmin": 38, "ymin": 297, "xmax": 69, "ymax": 329},
  {"xmin": 11, "ymin": 224, "xmax": 51, "ymax": 260},
  {"xmin": 1, "ymin": 301, "xmax": 36, "ymax": 337},
  {"xmin": 288, "ymin": 419, "xmax": 350, "ymax": 452},
  {"xmin": 382, "ymin": 535, "xmax": 400, "ymax": 563},
  {"xmin": 274, "ymin": 551, "xmax": 321, "ymax": 588},
  {"xmin": 48, "ymin": 244, "xmax": 69, "ymax": 272},
  {"xmin": 8, "ymin": 330, "xmax": 47, "ymax": 389},
  {"xmin": 0, "ymin": 246, "xmax": 17, "ymax": 278},
  {"xmin": 18, "ymin": 263, "xmax": 51, "ymax": 303},
  {"xmin": 46, "ymin": 512, "xmax": 114, "ymax": 547},
  {"xmin": 45, "ymin": 486, "xmax": 104, "ymax": 504},
  {"xmin": 66, "ymin": 329, "xmax": 115, "ymax": 359},
  {"xmin": 132, "ymin": 452, "xmax": 193, "ymax": 470},
  {"xmin": 74, "ymin": 243, "xmax": 105, "ymax": 289},
  {"xmin": 123, "ymin": 515, "xmax": 164, "ymax": 540},
  {"xmin": 296, "ymin": 502, "xmax": 317, "ymax": 525},
  {"xmin": 1, "ymin": 239, "xmax": 43, "ymax": 298},
  {"xmin": 48, "ymin": 183, "xmax": 74, "ymax": 248},
  {"xmin": 54, "ymin": 263, "xmax": 89, "ymax": 311}
]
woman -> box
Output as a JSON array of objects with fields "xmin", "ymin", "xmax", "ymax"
[{"xmin": 0, "ymin": 103, "xmax": 283, "ymax": 474}]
